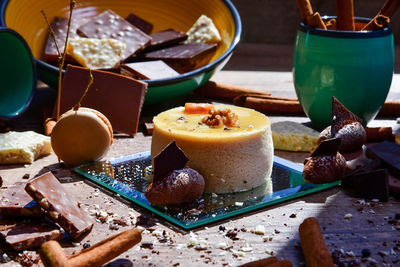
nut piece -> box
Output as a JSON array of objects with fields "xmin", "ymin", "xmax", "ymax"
[
  {"xmin": 303, "ymin": 153, "xmax": 347, "ymax": 184},
  {"xmin": 201, "ymin": 108, "xmax": 239, "ymax": 128}
]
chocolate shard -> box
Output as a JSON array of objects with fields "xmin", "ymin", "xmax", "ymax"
[
  {"xmin": 144, "ymin": 29, "xmax": 188, "ymax": 52},
  {"xmin": 366, "ymin": 141, "xmax": 400, "ymax": 176},
  {"xmin": 342, "ymin": 169, "xmax": 389, "ymax": 202},
  {"xmin": 311, "ymin": 137, "xmax": 341, "ymax": 157},
  {"xmin": 153, "ymin": 141, "xmax": 188, "ymax": 181},
  {"xmin": 121, "ymin": 60, "xmax": 180, "ymax": 80},
  {"xmin": 0, "ymin": 217, "xmax": 64, "ymax": 250},
  {"xmin": 57, "ymin": 65, "xmax": 147, "ymax": 136},
  {"xmin": 44, "ymin": 16, "xmax": 91, "ymax": 63},
  {"xmin": 137, "ymin": 43, "xmax": 217, "ymax": 73},
  {"xmin": 125, "ymin": 13, "xmax": 154, "ymax": 34},
  {"xmin": 0, "ymin": 182, "xmax": 42, "ymax": 217},
  {"xmin": 331, "ymin": 96, "xmax": 363, "ymax": 137},
  {"xmin": 77, "ymin": 10, "xmax": 152, "ymax": 61},
  {"xmin": 25, "ymin": 172, "xmax": 93, "ymax": 239}
]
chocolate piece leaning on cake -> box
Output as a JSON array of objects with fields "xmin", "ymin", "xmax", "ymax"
[
  {"xmin": 318, "ymin": 97, "xmax": 366, "ymax": 153},
  {"xmin": 303, "ymin": 137, "xmax": 347, "ymax": 184},
  {"xmin": 145, "ymin": 141, "xmax": 205, "ymax": 205}
]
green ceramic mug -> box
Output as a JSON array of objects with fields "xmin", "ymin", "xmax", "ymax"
[
  {"xmin": 293, "ymin": 17, "xmax": 394, "ymax": 130},
  {"xmin": 0, "ymin": 27, "xmax": 36, "ymax": 119}
]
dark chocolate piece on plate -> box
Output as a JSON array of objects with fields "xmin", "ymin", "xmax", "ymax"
[
  {"xmin": 137, "ymin": 43, "xmax": 217, "ymax": 73},
  {"xmin": 366, "ymin": 141, "xmax": 400, "ymax": 176},
  {"xmin": 25, "ymin": 172, "xmax": 93, "ymax": 239},
  {"xmin": 331, "ymin": 96, "xmax": 363, "ymax": 137},
  {"xmin": 121, "ymin": 60, "xmax": 180, "ymax": 80},
  {"xmin": 144, "ymin": 29, "xmax": 188, "ymax": 51},
  {"xmin": 125, "ymin": 13, "xmax": 153, "ymax": 34},
  {"xmin": 342, "ymin": 169, "xmax": 389, "ymax": 202},
  {"xmin": 389, "ymin": 174, "xmax": 400, "ymax": 196},
  {"xmin": 77, "ymin": 10, "xmax": 152, "ymax": 60},
  {"xmin": 311, "ymin": 137, "xmax": 341, "ymax": 157},
  {"xmin": 0, "ymin": 217, "xmax": 64, "ymax": 250},
  {"xmin": 0, "ymin": 182, "xmax": 41, "ymax": 217},
  {"xmin": 153, "ymin": 141, "xmax": 188, "ymax": 181},
  {"xmin": 57, "ymin": 65, "xmax": 147, "ymax": 136},
  {"xmin": 44, "ymin": 16, "xmax": 90, "ymax": 63}
]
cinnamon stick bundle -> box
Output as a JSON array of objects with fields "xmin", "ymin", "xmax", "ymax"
[
  {"xmin": 299, "ymin": 217, "xmax": 334, "ymax": 267},
  {"xmin": 296, "ymin": 0, "xmax": 327, "ymax": 29},
  {"xmin": 336, "ymin": 0, "xmax": 355, "ymax": 31},
  {"xmin": 362, "ymin": 0, "xmax": 400, "ymax": 30},
  {"xmin": 362, "ymin": 14, "xmax": 390, "ymax": 31}
]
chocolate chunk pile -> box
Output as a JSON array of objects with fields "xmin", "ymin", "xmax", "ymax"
[{"xmin": 0, "ymin": 172, "xmax": 93, "ymax": 251}]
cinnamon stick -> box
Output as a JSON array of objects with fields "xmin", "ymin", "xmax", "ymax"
[
  {"xmin": 238, "ymin": 257, "xmax": 292, "ymax": 267},
  {"xmin": 296, "ymin": 0, "xmax": 327, "ymax": 29},
  {"xmin": 378, "ymin": 101, "xmax": 400, "ymax": 116},
  {"xmin": 362, "ymin": 0, "xmax": 400, "ymax": 31},
  {"xmin": 365, "ymin": 126, "xmax": 394, "ymax": 142},
  {"xmin": 325, "ymin": 18, "xmax": 337, "ymax": 30},
  {"xmin": 67, "ymin": 228, "xmax": 142, "ymax": 267},
  {"xmin": 194, "ymin": 81, "xmax": 270, "ymax": 101},
  {"xmin": 238, "ymin": 95, "xmax": 304, "ymax": 115},
  {"xmin": 361, "ymin": 14, "xmax": 390, "ymax": 31},
  {"xmin": 299, "ymin": 217, "xmax": 334, "ymax": 267},
  {"xmin": 336, "ymin": 0, "xmax": 355, "ymax": 31}
]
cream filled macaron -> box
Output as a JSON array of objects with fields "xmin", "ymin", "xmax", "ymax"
[{"xmin": 51, "ymin": 107, "xmax": 113, "ymax": 166}]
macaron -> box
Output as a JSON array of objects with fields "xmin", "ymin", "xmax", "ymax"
[{"xmin": 51, "ymin": 107, "xmax": 113, "ymax": 166}]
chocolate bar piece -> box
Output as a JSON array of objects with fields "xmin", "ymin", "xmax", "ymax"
[
  {"xmin": 125, "ymin": 13, "xmax": 153, "ymax": 34},
  {"xmin": 121, "ymin": 60, "xmax": 179, "ymax": 80},
  {"xmin": 57, "ymin": 65, "xmax": 147, "ymax": 135},
  {"xmin": 366, "ymin": 141, "xmax": 400, "ymax": 176},
  {"xmin": 153, "ymin": 141, "xmax": 188, "ymax": 181},
  {"xmin": 144, "ymin": 29, "xmax": 187, "ymax": 51},
  {"xmin": 342, "ymin": 169, "xmax": 389, "ymax": 202},
  {"xmin": 389, "ymin": 174, "xmax": 400, "ymax": 196},
  {"xmin": 0, "ymin": 182, "xmax": 41, "ymax": 217},
  {"xmin": 0, "ymin": 218, "xmax": 64, "ymax": 250},
  {"xmin": 44, "ymin": 16, "xmax": 90, "ymax": 63},
  {"xmin": 77, "ymin": 10, "xmax": 152, "ymax": 61},
  {"xmin": 25, "ymin": 172, "xmax": 93, "ymax": 239},
  {"xmin": 137, "ymin": 43, "xmax": 217, "ymax": 73},
  {"xmin": 311, "ymin": 137, "xmax": 341, "ymax": 157}
]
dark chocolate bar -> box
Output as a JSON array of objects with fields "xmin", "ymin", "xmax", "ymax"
[
  {"xmin": 57, "ymin": 65, "xmax": 147, "ymax": 135},
  {"xmin": 121, "ymin": 60, "xmax": 179, "ymax": 80},
  {"xmin": 342, "ymin": 169, "xmax": 389, "ymax": 202},
  {"xmin": 25, "ymin": 172, "xmax": 93, "ymax": 239},
  {"xmin": 137, "ymin": 43, "xmax": 217, "ymax": 73},
  {"xmin": 0, "ymin": 217, "xmax": 64, "ymax": 250},
  {"xmin": 366, "ymin": 141, "xmax": 400, "ymax": 176},
  {"xmin": 44, "ymin": 16, "xmax": 90, "ymax": 63},
  {"xmin": 144, "ymin": 29, "xmax": 187, "ymax": 51},
  {"xmin": 77, "ymin": 10, "xmax": 152, "ymax": 60},
  {"xmin": 0, "ymin": 182, "xmax": 41, "ymax": 217},
  {"xmin": 389, "ymin": 174, "xmax": 400, "ymax": 196},
  {"xmin": 125, "ymin": 13, "xmax": 153, "ymax": 34}
]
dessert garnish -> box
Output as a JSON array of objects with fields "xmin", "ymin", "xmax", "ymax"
[
  {"xmin": 303, "ymin": 137, "xmax": 347, "ymax": 184},
  {"xmin": 145, "ymin": 141, "xmax": 205, "ymax": 205},
  {"xmin": 201, "ymin": 108, "xmax": 239, "ymax": 128},
  {"xmin": 184, "ymin": 102, "xmax": 214, "ymax": 114},
  {"xmin": 318, "ymin": 97, "xmax": 366, "ymax": 153}
]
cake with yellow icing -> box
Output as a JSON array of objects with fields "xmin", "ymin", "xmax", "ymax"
[{"xmin": 151, "ymin": 104, "xmax": 274, "ymax": 193}]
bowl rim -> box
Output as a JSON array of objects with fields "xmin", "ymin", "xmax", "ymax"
[
  {"xmin": 299, "ymin": 16, "xmax": 392, "ymax": 38},
  {"xmin": 0, "ymin": 27, "xmax": 37, "ymax": 120},
  {"xmin": 0, "ymin": 0, "xmax": 242, "ymax": 87}
]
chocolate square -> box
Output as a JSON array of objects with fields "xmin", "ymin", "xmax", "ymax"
[
  {"xmin": 25, "ymin": 172, "xmax": 93, "ymax": 239},
  {"xmin": 144, "ymin": 29, "xmax": 188, "ymax": 52},
  {"xmin": 77, "ymin": 10, "xmax": 152, "ymax": 60},
  {"xmin": 121, "ymin": 60, "xmax": 180, "ymax": 80},
  {"xmin": 57, "ymin": 65, "xmax": 147, "ymax": 136},
  {"xmin": 0, "ymin": 182, "xmax": 41, "ymax": 217},
  {"xmin": 137, "ymin": 43, "xmax": 217, "ymax": 73},
  {"xmin": 366, "ymin": 141, "xmax": 400, "ymax": 176},
  {"xmin": 125, "ymin": 13, "xmax": 153, "ymax": 34},
  {"xmin": 0, "ymin": 218, "xmax": 64, "ymax": 250}
]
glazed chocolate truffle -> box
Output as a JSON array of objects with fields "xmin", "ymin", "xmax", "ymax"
[{"xmin": 145, "ymin": 167, "xmax": 205, "ymax": 205}]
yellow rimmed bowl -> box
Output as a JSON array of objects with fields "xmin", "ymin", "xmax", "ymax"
[{"xmin": 0, "ymin": 0, "xmax": 241, "ymax": 104}]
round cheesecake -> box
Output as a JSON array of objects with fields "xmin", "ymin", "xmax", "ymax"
[{"xmin": 151, "ymin": 105, "xmax": 274, "ymax": 193}]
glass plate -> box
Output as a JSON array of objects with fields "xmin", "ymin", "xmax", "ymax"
[{"xmin": 74, "ymin": 151, "xmax": 339, "ymax": 229}]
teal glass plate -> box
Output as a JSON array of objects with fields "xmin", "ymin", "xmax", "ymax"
[{"xmin": 74, "ymin": 151, "xmax": 339, "ymax": 230}]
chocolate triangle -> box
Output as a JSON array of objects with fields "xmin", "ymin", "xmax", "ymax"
[
  {"xmin": 311, "ymin": 137, "xmax": 341, "ymax": 157},
  {"xmin": 153, "ymin": 141, "xmax": 188, "ymax": 181},
  {"xmin": 331, "ymin": 96, "xmax": 363, "ymax": 137}
]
